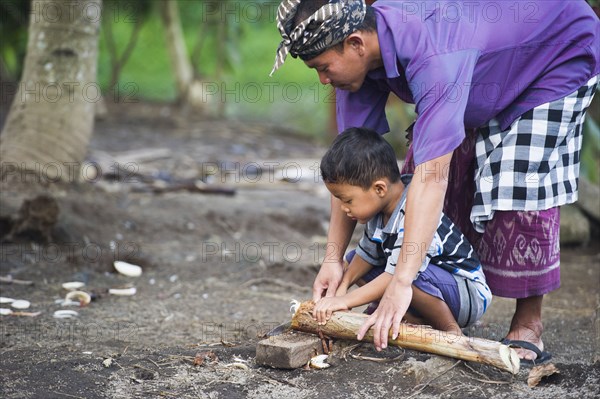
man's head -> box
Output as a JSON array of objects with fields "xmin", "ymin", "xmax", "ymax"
[
  {"xmin": 270, "ymin": 0, "xmax": 379, "ymax": 91},
  {"xmin": 320, "ymin": 127, "xmax": 401, "ymax": 223},
  {"xmin": 292, "ymin": 0, "xmax": 377, "ymax": 60}
]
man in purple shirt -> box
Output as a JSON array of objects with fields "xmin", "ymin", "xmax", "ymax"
[{"xmin": 271, "ymin": 0, "xmax": 599, "ymax": 364}]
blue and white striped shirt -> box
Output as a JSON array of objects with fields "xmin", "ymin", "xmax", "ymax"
[{"xmin": 355, "ymin": 176, "xmax": 490, "ymax": 296}]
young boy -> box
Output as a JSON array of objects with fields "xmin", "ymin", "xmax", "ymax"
[{"xmin": 314, "ymin": 127, "xmax": 491, "ymax": 333}]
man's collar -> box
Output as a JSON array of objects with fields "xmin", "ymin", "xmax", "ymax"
[{"xmin": 373, "ymin": 7, "xmax": 400, "ymax": 79}]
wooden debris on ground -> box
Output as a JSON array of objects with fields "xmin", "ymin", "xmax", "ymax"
[
  {"xmin": 0, "ymin": 276, "xmax": 34, "ymax": 286},
  {"xmin": 87, "ymin": 149, "xmax": 236, "ymax": 196},
  {"xmin": 527, "ymin": 363, "xmax": 559, "ymax": 387},
  {"xmin": 131, "ymin": 178, "xmax": 236, "ymax": 196}
]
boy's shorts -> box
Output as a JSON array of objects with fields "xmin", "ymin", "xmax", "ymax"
[{"xmin": 346, "ymin": 250, "xmax": 486, "ymax": 328}]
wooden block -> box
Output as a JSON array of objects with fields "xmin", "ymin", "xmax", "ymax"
[{"xmin": 256, "ymin": 331, "xmax": 322, "ymax": 369}]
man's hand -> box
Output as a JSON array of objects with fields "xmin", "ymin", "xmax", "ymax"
[
  {"xmin": 313, "ymin": 296, "xmax": 349, "ymax": 325},
  {"xmin": 312, "ymin": 260, "xmax": 344, "ymax": 302},
  {"xmin": 356, "ymin": 279, "xmax": 413, "ymax": 351},
  {"xmin": 312, "ymin": 194, "xmax": 356, "ymax": 302}
]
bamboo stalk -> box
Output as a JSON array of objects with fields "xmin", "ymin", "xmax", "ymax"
[{"xmin": 290, "ymin": 301, "xmax": 520, "ymax": 374}]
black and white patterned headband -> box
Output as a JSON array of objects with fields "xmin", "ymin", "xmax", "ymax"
[{"xmin": 270, "ymin": 0, "xmax": 367, "ymax": 77}]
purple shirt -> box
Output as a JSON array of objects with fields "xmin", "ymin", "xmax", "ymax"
[{"xmin": 337, "ymin": 0, "xmax": 600, "ymax": 165}]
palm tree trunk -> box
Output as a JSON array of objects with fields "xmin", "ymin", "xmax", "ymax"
[
  {"xmin": 158, "ymin": 0, "xmax": 207, "ymax": 113},
  {"xmin": 159, "ymin": 0, "xmax": 193, "ymax": 102},
  {"xmin": 0, "ymin": 0, "xmax": 102, "ymax": 182}
]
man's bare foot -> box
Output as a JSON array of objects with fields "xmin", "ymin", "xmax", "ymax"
[
  {"xmin": 506, "ymin": 296, "xmax": 544, "ymax": 361},
  {"xmin": 504, "ymin": 323, "xmax": 544, "ymax": 361}
]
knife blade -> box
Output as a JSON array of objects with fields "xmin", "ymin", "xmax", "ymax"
[{"xmin": 265, "ymin": 320, "xmax": 292, "ymax": 337}]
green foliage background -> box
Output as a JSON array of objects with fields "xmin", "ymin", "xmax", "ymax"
[
  {"xmin": 95, "ymin": 0, "xmax": 333, "ymax": 136},
  {"xmin": 1, "ymin": 0, "xmax": 335, "ymax": 137},
  {"xmin": 0, "ymin": 0, "xmax": 597, "ymax": 177}
]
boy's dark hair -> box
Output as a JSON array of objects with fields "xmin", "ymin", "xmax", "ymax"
[
  {"xmin": 293, "ymin": 1, "xmax": 377, "ymax": 61},
  {"xmin": 321, "ymin": 127, "xmax": 401, "ymax": 190}
]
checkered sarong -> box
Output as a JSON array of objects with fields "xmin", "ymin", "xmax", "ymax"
[{"xmin": 471, "ymin": 75, "xmax": 599, "ymax": 233}]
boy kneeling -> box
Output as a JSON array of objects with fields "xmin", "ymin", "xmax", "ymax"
[{"xmin": 315, "ymin": 127, "xmax": 491, "ymax": 334}]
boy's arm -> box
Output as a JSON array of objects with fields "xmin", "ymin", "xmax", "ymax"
[
  {"xmin": 314, "ymin": 272, "xmax": 393, "ymax": 324},
  {"xmin": 343, "ymin": 272, "xmax": 392, "ymax": 309},
  {"xmin": 337, "ymin": 255, "xmax": 374, "ymax": 295}
]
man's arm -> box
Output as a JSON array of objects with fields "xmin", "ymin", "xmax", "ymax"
[
  {"xmin": 312, "ymin": 195, "xmax": 357, "ymax": 302},
  {"xmin": 357, "ymin": 152, "xmax": 452, "ymax": 350}
]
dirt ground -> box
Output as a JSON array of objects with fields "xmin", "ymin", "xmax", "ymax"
[{"xmin": 1, "ymin": 103, "xmax": 599, "ymax": 399}]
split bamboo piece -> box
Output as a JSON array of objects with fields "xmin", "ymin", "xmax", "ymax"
[{"xmin": 291, "ymin": 301, "xmax": 520, "ymax": 374}]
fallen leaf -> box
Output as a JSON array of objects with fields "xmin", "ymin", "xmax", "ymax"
[
  {"xmin": 193, "ymin": 353, "xmax": 204, "ymax": 366},
  {"xmin": 527, "ymin": 363, "xmax": 559, "ymax": 387},
  {"xmin": 194, "ymin": 351, "xmax": 218, "ymax": 366}
]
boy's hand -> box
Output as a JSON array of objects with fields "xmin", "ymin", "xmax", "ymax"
[{"xmin": 313, "ymin": 297, "xmax": 349, "ymax": 325}]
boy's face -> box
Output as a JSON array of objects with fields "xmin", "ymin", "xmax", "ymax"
[
  {"xmin": 325, "ymin": 181, "xmax": 384, "ymax": 224},
  {"xmin": 304, "ymin": 39, "xmax": 370, "ymax": 92}
]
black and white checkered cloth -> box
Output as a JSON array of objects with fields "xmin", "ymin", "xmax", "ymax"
[{"xmin": 471, "ymin": 75, "xmax": 599, "ymax": 233}]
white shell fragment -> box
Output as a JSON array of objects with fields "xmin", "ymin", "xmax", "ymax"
[
  {"xmin": 0, "ymin": 297, "xmax": 15, "ymax": 304},
  {"xmin": 108, "ymin": 287, "xmax": 137, "ymax": 296},
  {"xmin": 290, "ymin": 299, "xmax": 301, "ymax": 314},
  {"xmin": 59, "ymin": 300, "xmax": 81, "ymax": 307},
  {"xmin": 11, "ymin": 300, "xmax": 31, "ymax": 310},
  {"xmin": 65, "ymin": 291, "xmax": 91, "ymax": 306},
  {"xmin": 62, "ymin": 282, "xmax": 85, "ymax": 291},
  {"xmin": 0, "ymin": 308, "xmax": 13, "ymax": 316},
  {"xmin": 53, "ymin": 310, "xmax": 79, "ymax": 319},
  {"xmin": 55, "ymin": 298, "xmax": 78, "ymax": 306},
  {"xmin": 226, "ymin": 362, "xmax": 249, "ymax": 370},
  {"xmin": 310, "ymin": 354, "xmax": 331, "ymax": 369},
  {"xmin": 114, "ymin": 261, "xmax": 143, "ymax": 277}
]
